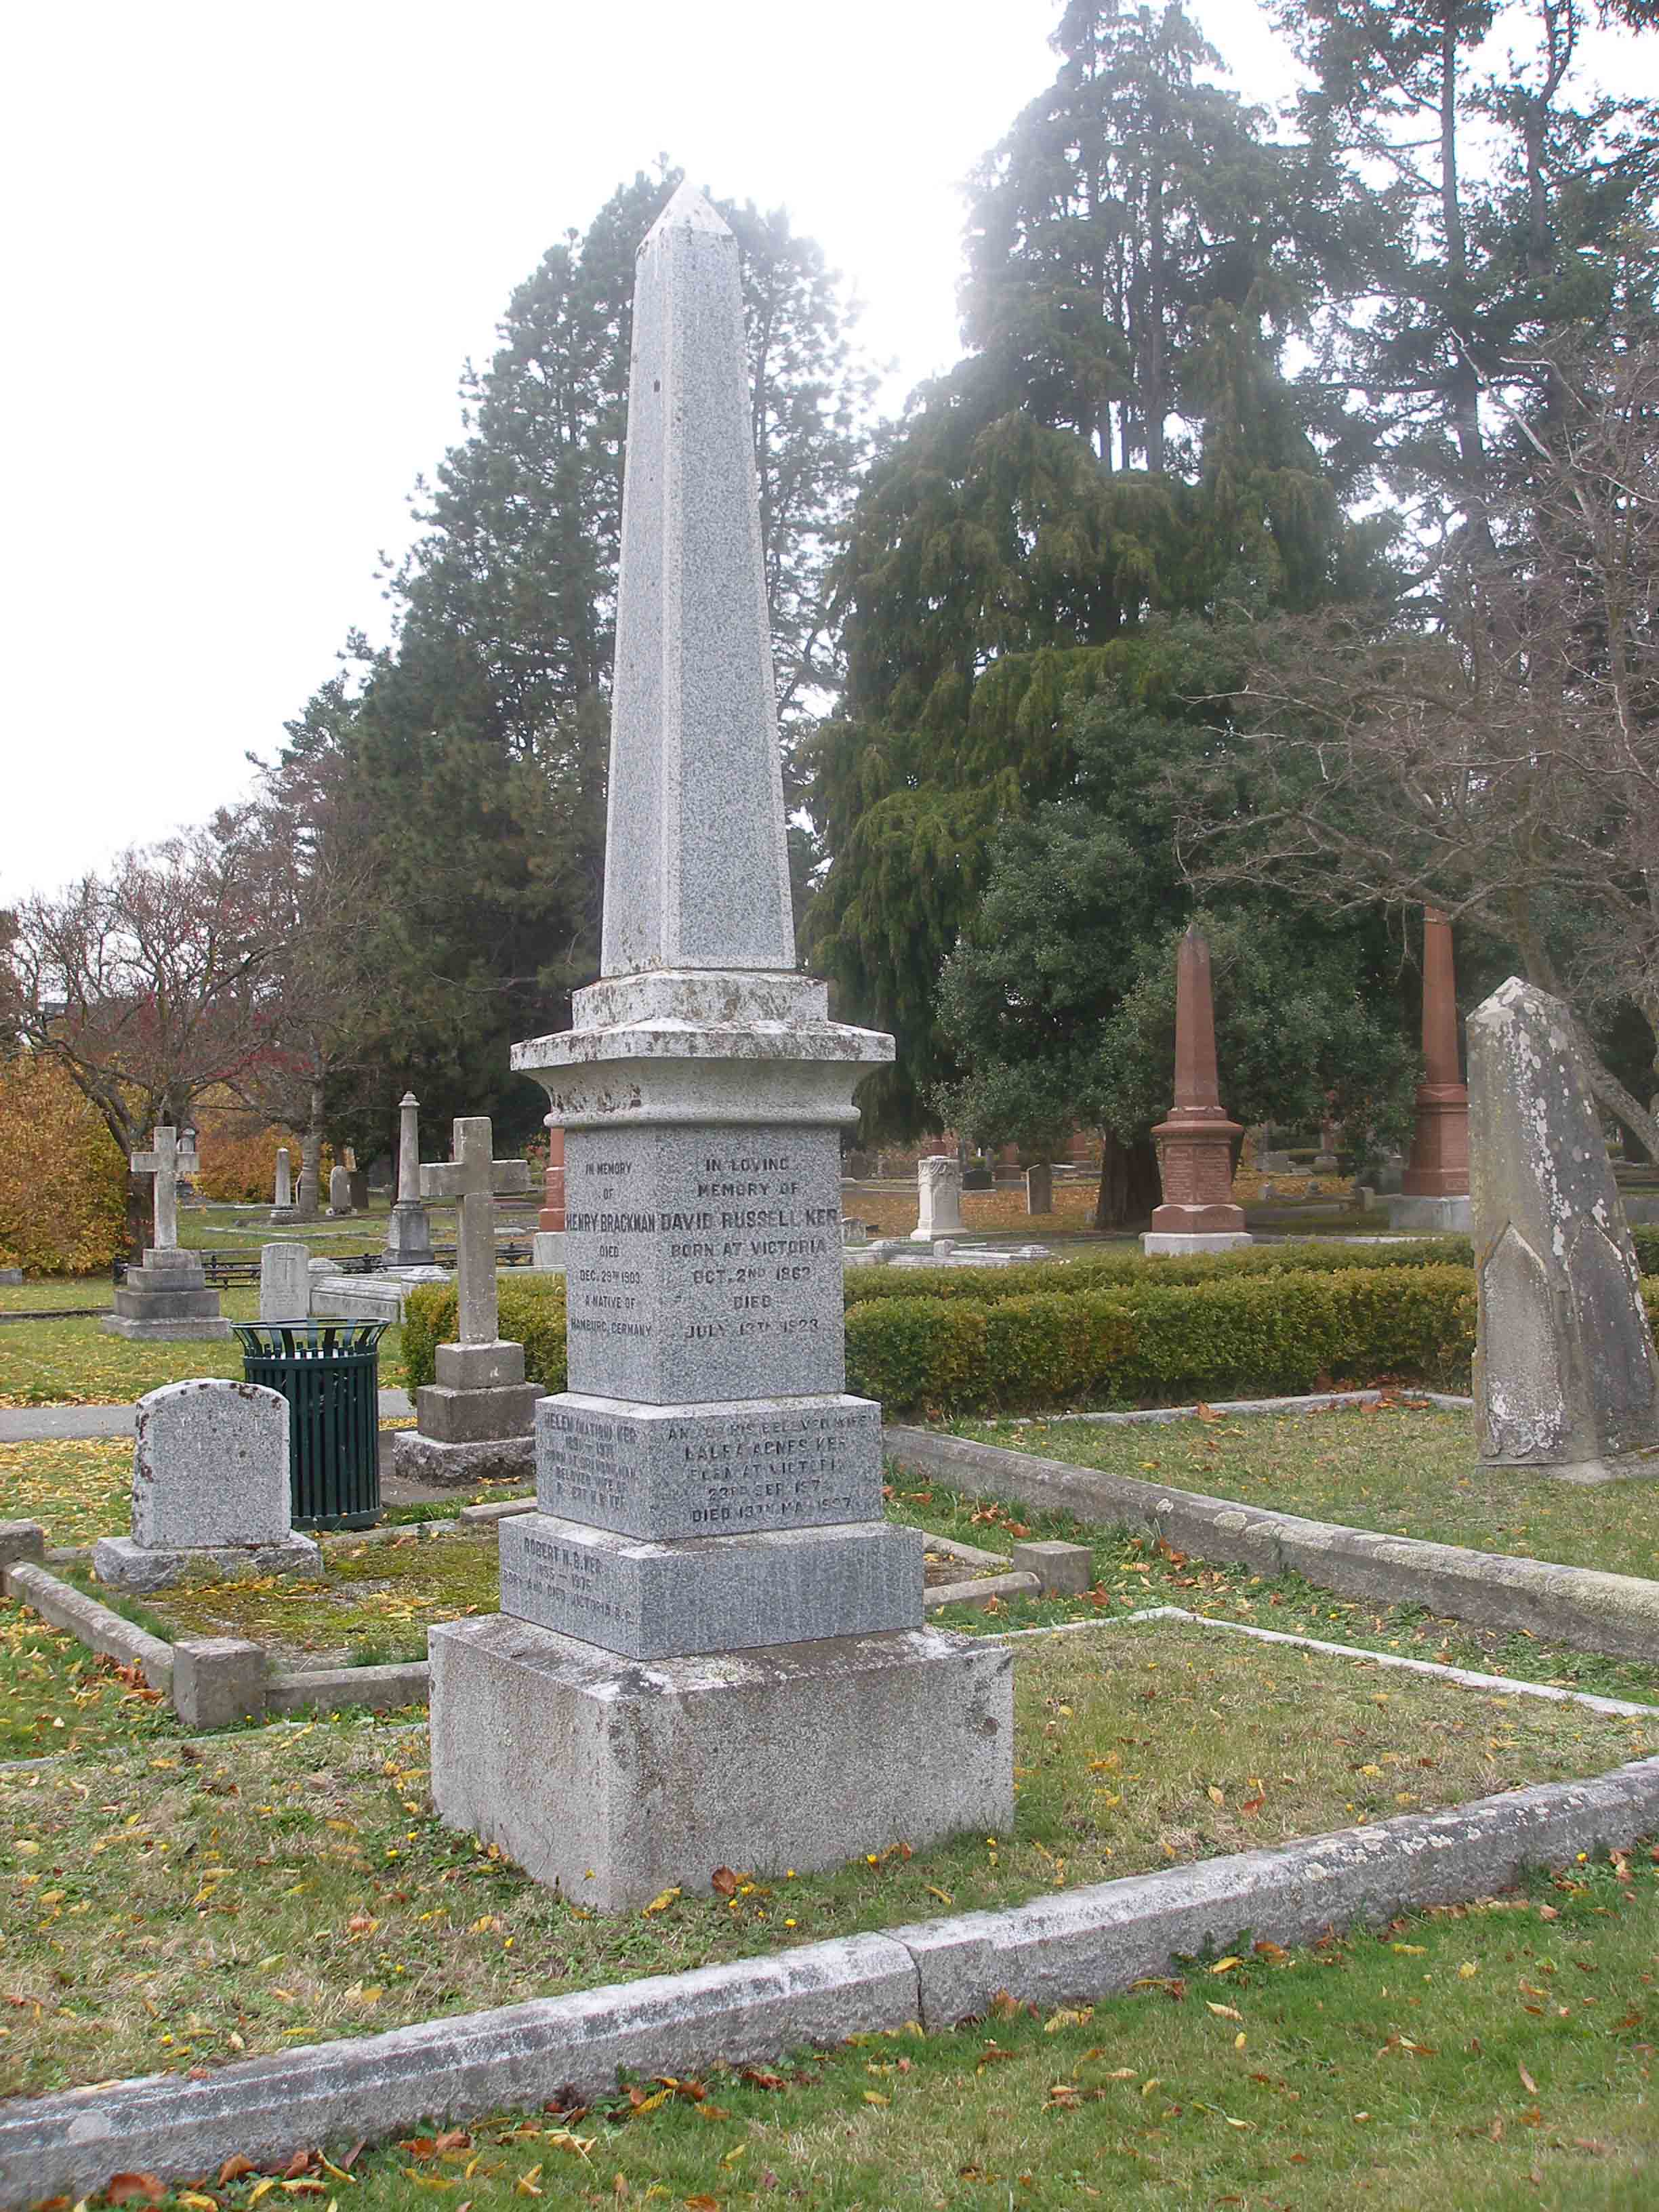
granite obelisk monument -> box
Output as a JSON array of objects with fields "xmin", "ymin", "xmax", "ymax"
[
  {"xmin": 1389, "ymin": 906, "xmax": 1472, "ymax": 1232},
  {"xmin": 1143, "ymin": 927, "xmax": 1251, "ymax": 1254},
  {"xmin": 428, "ymin": 186, "xmax": 1012, "ymax": 1905}
]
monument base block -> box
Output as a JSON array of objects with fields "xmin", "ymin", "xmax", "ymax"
[
  {"xmin": 93, "ymin": 1531, "xmax": 322, "ymax": 1594},
  {"xmin": 428, "ymin": 1614, "xmax": 1014, "ymax": 1910},
  {"xmin": 390, "ymin": 1431, "xmax": 537, "ymax": 1489},
  {"xmin": 100, "ymin": 1314, "xmax": 234, "ymax": 1340},
  {"xmin": 1387, "ymin": 1194, "xmax": 1472, "ymax": 1233},
  {"xmin": 1480, "ymin": 1450, "xmax": 1659, "ymax": 1486},
  {"xmin": 1141, "ymin": 1231, "xmax": 1254, "ymax": 1256},
  {"xmin": 415, "ymin": 1379, "xmax": 543, "ymax": 1443}
]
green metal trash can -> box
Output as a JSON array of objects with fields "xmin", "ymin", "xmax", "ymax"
[{"xmin": 233, "ymin": 1319, "xmax": 388, "ymax": 1530}]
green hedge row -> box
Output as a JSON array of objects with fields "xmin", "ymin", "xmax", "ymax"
[
  {"xmin": 842, "ymin": 1237, "xmax": 1473, "ymax": 1308},
  {"xmin": 844, "ymin": 1264, "xmax": 1477, "ymax": 1413}
]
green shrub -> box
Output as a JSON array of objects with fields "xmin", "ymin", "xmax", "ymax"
[
  {"xmin": 403, "ymin": 1277, "xmax": 567, "ymax": 1393},
  {"xmin": 842, "ymin": 1237, "xmax": 1471, "ymax": 1309},
  {"xmin": 1633, "ymin": 1225, "xmax": 1659, "ymax": 1275},
  {"xmin": 851, "ymin": 1262, "xmax": 1480, "ymax": 1416}
]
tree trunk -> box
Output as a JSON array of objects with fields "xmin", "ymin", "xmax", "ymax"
[
  {"xmin": 297, "ymin": 1080, "xmax": 325, "ymax": 1221},
  {"xmin": 1092, "ymin": 1130, "xmax": 1162, "ymax": 1229}
]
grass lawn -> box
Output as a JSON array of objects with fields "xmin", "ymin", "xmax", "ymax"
[
  {"xmin": 3, "ymin": 1619, "xmax": 1654, "ymax": 2099},
  {"xmin": 0, "ymin": 1275, "xmax": 115, "ymax": 1314},
  {"xmin": 0, "ymin": 1300, "xmax": 410, "ymax": 1404},
  {"xmin": 893, "ymin": 1478, "xmax": 1659, "ymax": 1708},
  {"xmin": 96, "ymin": 1859, "xmax": 1656, "ymax": 2212},
  {"xmin": 950, "ymin": 1400, "xmax": 1659, "ymax": 1584},
  {"xmin": 123, "ymin": 1532, "xmax": 502, "ymax": 1667},
  {"xmin": 0, "ymin": 1600, "xmax": 185, "ymax": 1758}
]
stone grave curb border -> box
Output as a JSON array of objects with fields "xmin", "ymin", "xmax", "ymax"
[
  {"xmin": 1, "ymin": 1514, "xmax": 1030, "ymax": 1721},
  {"xmin": 886, "ymin": 1425, "xmax": 1659, "ymax": 1662},
  {"xmin": 7, "ymin": 1759, "xmax": 1659, "ymax": 2204}
]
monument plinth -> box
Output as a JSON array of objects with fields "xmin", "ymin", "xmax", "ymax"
[
  {"xmin": 1143, "ymin": 928, "xmax": 1252, "ymax": 1255},
  {"xmin": 1390, "ymin": 906, "xmax": 1473, "ymax": 1233},
  {"xmin": 429, "ymin": 186, "xmax": 1011, "ymax": 1906}
]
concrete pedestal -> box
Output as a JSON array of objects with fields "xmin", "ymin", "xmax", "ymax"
[
  {"xmin": 101, "ymin": 1250, "xmax": 231, "ymax": 1340},
  {"xmin": 1387, "ymin": 1193, "xmax": 1473, "ymax": 1233},
  {"xmin": 93, "ymin": 1531, "xmax": 321, "ymax": 1594},
  {"xmin": 1141, "ymin": 1230, "xmax": 1254, "ymax": 1256},
  {"xmin": 390, "ymin": 1431, "xmax": 537, "ymax": 1488},
  {"xmin": 386, "ymin": 1200, "xmax": 436, "ymax": 1266},
  {"xmin": 428, "ymin": 1615, "xmax": 1013, "ymax": 1910}
]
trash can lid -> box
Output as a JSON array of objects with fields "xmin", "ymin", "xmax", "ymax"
[{"xmin": 232, "ymin": 1319, "xmax": 389, "ymax": 1352}]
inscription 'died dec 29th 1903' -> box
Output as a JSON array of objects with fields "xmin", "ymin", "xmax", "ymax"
[{"xmin": 562, "ymin": 1124, "xmax": 846, "ymax": 1400}]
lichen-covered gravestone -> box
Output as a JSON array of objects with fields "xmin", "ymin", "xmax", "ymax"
[
  {"xmin": 428, "ymin": 185, "xmax": 1012, "ymax": 1908},
  {"xmin": 93, "ymin": 1379, "xmax": 321, "ymax": 1590},
  {"xmin": 1469, "ymin": 977, "xmax": 1659, "ymax": 1481}
]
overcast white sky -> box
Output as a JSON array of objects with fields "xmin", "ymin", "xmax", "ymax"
[{"xmin": 1, "ymin": 1, "xmax": 1646, "ymax": 905}]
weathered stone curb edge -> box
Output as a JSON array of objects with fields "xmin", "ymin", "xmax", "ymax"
[
  {"xmin": 7, "ymin": 1761, "xmax": 1659, "ymax": 2205},
  {"xmin": 886, "ymin": 1427, "xmax": 1659, "ymax": 1662},
  {"xmin": 4, "ymin": 1561, "xmax": 173, "ymax": 1694}
]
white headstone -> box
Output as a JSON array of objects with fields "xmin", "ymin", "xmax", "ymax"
[
  {"xmin": 92, "ymin": 1379, "xmax": 321, "ymax": 1590},
  {"xmin": 912, "ymin": 1153, "xmax": 965, "ymax": 1241},
  {"xmin": 260, "ymin": 1241, "xmax": 311, "ymax": 1321},
  {"xmin": 273, "ymin": 1147, "xmax": 293, "ymax": 1210}
]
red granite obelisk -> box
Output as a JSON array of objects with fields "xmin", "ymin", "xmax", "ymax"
[
  {"xmin": 1144, "ymin": 926, "xmax": 1251, "ymax": 1251},
  {"xmin": 1401, "ymin": 907, "xmax": 1470, "ymax": 1200},
  {"xmin": 538, "ymin": 1119, "xmax": 565, "ymax": 1233}
]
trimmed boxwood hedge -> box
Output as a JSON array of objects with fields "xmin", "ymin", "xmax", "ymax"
[{"xmin": 401, "ymin": 1241, "xmax": 1659, "ymax": 1417}]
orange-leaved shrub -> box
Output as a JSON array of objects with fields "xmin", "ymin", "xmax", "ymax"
[{"xmin": 0, "ymin": 1054, "xmax": 128, "ymax": 1275}]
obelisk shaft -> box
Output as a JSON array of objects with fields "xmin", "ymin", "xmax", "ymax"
[
  {"xmin": 1402, "ymin": 907, "xmax": 1470, "ymax": 1199},
  {"xmin": 1146, "ymin": 927, "xmax": 1248, "ymax": 1245},
  {"xmin": 600, "ymin": 186, "xmax": 794, "ymax": 977}
]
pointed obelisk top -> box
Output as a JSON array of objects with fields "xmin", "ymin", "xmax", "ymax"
[{"xmin": 600, "ymin": 179, "xmax": 795, "ymax": 977}]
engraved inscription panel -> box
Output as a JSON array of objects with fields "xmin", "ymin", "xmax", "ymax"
[
  {"xmin": 565, "ymin": 1123, "xmax": 846, "ymax": 1401},
  {"xmin": 497, "ymin": 1519, "xmax": 638, "ymax": 1649},
  {"xmin": 535, "ymin": 1393, "xmax": 882, "ymax": 1539}
]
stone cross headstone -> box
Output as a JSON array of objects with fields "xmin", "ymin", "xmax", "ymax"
[
  {"xmin": 419, "ymin": 1116, "xmax": 526, "ymax": 1348},
  {"xmin": 1143, "ymin": 926, "xmax": 1252, "ymax": 1255},
  {"xmin": 102, "ymin": 1130, "xmax": 232, "ymax": 1342},
  {"xmin": 260, "ymin": 1241, "xmax": 311, "ymax": 1322},
  {"xmin": 392, "ymin": 1115, "xmax": 543, "ymax": 1485},
  {"xmin": 912, "ymin": 1153, "xmax": 965, "ymax": 1241},
  {"xmin": 1469, "ymin": 977, "xmax": 1659, "ymax": 1481},
  {"xmin": 131, "ymin": 1125, "xmax": 181, "ymax": 1252},
  {"xmin": 386, "ymin": 1092, "xmax": 436, "ymax": 1265},
  {"xmin": 93, "ymin": 1379, "xmax": 321, "ymax": 1590},
  {"xmin": 429, "ymin": 184, "xmax": 1011, "ymax": 1909}
]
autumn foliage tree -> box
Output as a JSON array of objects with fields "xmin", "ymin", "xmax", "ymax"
[{"xmin": 0, "ymin": 1053, "xmax": 127, "ymax": 1275}]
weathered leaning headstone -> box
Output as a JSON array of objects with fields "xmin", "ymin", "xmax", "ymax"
[
  {"xmin": 1143, "ymin": 926, "xmax": 1252, "ymax": 1254},
  {"xmin": 1469, "ymin": 977, "xmax": 1659, "ymax": 1481},
  {"xmin": 94, "ymin": 1378, "xmax": 321, "ymax": 1590},
  {"xmin": 912, "ymin": 1152, "xmax": 966, "ymax": 1241},
  {"xmin": 102, "ymin": 1126, "xmax": 232, "ymax": 1340},
  {"xmin": 384, "ymin": 1092, "xmax": 436, "ymax": 1266},
  {"xmin": 390, "ymin": 1115, "xmax": 543, "ymax": 1483},
  {"xmin": 1389, "ymin": 905, "xmax": 1472, "ymax": 1232},
  {"xmin": 428, "ymin": 186, "xmax": 1012, "ymax": 1906}
]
